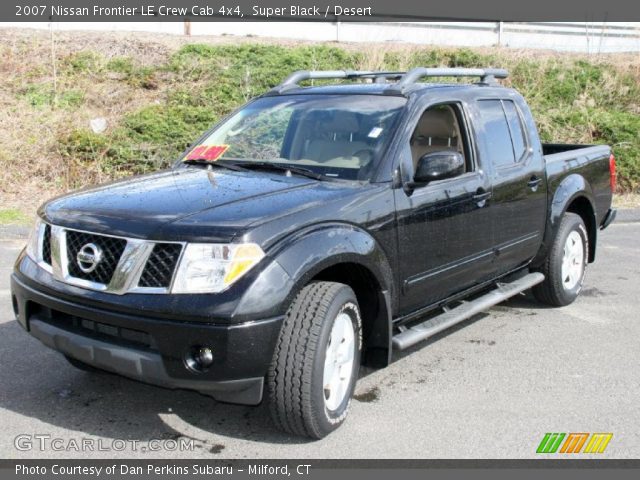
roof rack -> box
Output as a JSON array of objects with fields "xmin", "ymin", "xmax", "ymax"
[
  {"xmin": 267, "ymin": 70, "xmax": 406, "ymax": 94},
  {"xmin": 267, "ymin": 67, "xmax": 508, "ymax": 96},
  {"xmin": 389, "ymin": 67, "xmax": 509, "ymax": 93}
]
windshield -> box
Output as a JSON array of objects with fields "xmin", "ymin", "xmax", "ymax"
[{"xmin": 179, "ymin": 94, "xmax": 406, "ymax": 180}]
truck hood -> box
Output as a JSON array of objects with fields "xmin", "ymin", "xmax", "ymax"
[{"xmin": 42, "ymin": 168, "xmax": 357, "ymax": 242}]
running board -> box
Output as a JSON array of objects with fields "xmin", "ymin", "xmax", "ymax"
[{"xmin": 392, "ymin": 272, "xmax": 545, "ymax": 351}]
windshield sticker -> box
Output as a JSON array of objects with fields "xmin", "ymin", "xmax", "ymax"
[
  {"xmin": 368, "ymin": 127, "xmax": 383, "ymax": 138},
  {"xmin": 184, "ymin": 145, "xmax": 229, "ymax": 162}
]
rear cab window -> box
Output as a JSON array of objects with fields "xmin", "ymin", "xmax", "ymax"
[{"xmin": 477, "ymin": 99, "xmax": 529, "ymax": 169}]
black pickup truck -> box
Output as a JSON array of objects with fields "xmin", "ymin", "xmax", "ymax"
[{"xmin": 11, "ymin": 67, "xmax": 616, "ymax": 439}]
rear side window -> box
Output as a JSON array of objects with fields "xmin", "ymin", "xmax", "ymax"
[
  {"xmin": 477, "ymin": 99, "xmax": 529, "ymax": 169},
  {"xmin": 502, "ymin": 100, "xmax": 528, "ymax": 161},
  {"xmin": 477, "ymin": 100, "xmax": 515, "ymax": 167}
]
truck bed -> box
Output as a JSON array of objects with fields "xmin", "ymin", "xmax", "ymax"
[
  {"xmin": 543, "ymin": 143, "xmax": 613, "ymax": 228},
  {"xmin": 542, "ymin": 143, "xmax": 597, "ymax": 156}
]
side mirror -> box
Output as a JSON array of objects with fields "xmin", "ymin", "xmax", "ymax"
[{"xmin": 413, "ymin": 151, "xmax": 465, "ymax": 184}]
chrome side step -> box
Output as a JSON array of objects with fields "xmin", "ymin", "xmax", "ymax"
[{"xmin": 392, "ymin": 272, "xmax": 545, "ymax": 351}]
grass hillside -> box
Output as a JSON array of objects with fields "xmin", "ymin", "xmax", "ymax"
[{"xmin": 1, "ymin": 28, "xmax": 639, "ymax": 221}]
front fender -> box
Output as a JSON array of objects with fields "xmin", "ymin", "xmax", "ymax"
[{"xmin": 233, "ymin": 223, "xmax": 395, "ymax": 319}]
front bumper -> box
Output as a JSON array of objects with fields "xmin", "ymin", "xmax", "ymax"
[{"xmin": 11, "ymin": 273, "xmax": 283, "ymax": 405}]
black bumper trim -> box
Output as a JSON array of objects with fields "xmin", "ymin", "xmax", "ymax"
[
  {"xmin": 29, "ymin": 318, "xmax": 264, "ymax": 405},
  {"xmin": 11, "ymin": 273, "xmax": 284, "ymax": 406}
]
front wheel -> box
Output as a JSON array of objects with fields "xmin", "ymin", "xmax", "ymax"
[
  {"xmin": 267, "ymin": 282, "xmax": 362, "ymax": 439},
  {"xmin": 533, "ymin": 212, "xmax": 588, "ymax": 306}
]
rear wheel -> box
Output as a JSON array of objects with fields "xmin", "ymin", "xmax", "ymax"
[
  {"xmin": 533, "ymin": 213, "xmax": 588, "ymax": 306},
  {"xmin": 267, "ymin": 281, "xmax": 362, "ymax": 439}
]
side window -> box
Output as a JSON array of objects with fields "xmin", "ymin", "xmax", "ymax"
[
  {"xmin": 477, "ymin": 100, "xmax": 515, "ymax": 167},
  {"xmin": 409, "ymin": 103, "xmax": 472, "ymax": 174},
  {"xmin": 503, "ymin": 100, "xmax": 528, "ymax": 161}
]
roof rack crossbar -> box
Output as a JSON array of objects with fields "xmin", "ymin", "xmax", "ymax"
[
  {"xmin": 392, "ymin": 67, "xmax": 509, "ymax": 92},
  {"xmin": 269, "ymin": 70, "xmax": 406, "ymax": 94},
  {"xmin": 268, "ymin": 67, "xmax": 509, "ymax": 95}
]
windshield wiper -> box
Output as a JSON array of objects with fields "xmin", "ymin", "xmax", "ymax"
[
  {"xmin": 182, "ymin": 159, "xmax": 248, "ymax": 172},
  {"xmin": 239, "ymin": 162, "xmax": 325, "ymax": 181}
]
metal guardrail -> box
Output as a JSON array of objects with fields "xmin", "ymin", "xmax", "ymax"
[{"xmin": 6, "ymin": 22, "xmax": 640, "ymax": 53}]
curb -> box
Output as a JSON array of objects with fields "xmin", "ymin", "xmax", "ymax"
[{"xmin": 0, "ymin": 225, "xmax": 30, "ymax": 240}]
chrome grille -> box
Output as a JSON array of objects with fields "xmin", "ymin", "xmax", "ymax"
[
  {"xmin": 42, "ymin": 224, "xmax": 52, "ymax": 266},
  {"xmin": 35, "ymin": 223, "xmax": 184, "ymax": 295},
  {"xmin": 66, "ymin": 230, "xmax": 127, "ymax": 284},
  {"xmin": 138, "ymin": 243, "xmax": 183, "ymax": 288}
]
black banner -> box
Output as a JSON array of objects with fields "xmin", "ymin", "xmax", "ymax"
[
  {"xmin": 4, "ymin": 0, "xmax": 640, "ymax": 22},
  {"xmin": 3, "ymin": 460, "xmax": 640, "ymax": 480}
]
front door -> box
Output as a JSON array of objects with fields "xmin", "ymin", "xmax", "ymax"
[{"xmin": 394, "ymin": 102, "xmax": 495, "ymax": 315}]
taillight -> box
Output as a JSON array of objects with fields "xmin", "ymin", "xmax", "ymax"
[{"xmin": 609, "ymin": 153, "xmax": 617, "ymax": 193}]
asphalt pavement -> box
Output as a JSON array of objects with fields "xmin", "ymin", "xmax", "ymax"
[{"xmin": 0, "ymin": 217, "xmax": 638, "ymax": 459}]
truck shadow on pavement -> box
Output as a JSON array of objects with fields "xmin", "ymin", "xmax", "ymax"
[
  {"xmin": 0, "ymin": 291, "xmax": 546, "ymax": 451},
  {"xmin": 0, "ymin": 320, "xmax": 316, "ymax": 451}
]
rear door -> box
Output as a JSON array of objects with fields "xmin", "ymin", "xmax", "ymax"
[
  {"xmin": 393, "ymin": 100, "xmax": 495, "ymax": 315},
  {"xmin": 474, "ymin": 97, "xmax": 547, "ymax": 276}
]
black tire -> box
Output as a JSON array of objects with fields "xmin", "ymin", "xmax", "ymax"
[
  {"xmin": 64, "ymin": 355, "xmax": 105, "ymax": 373},
  {"xmin": 533, "ymin": 213, "xmax": 588, "ymax": 307},
  {"xmin": 267, "ymin": 281, "xmax": 362, "ymax": 439}
]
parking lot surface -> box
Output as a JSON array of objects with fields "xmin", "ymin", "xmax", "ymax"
[{"xmin": 1, "ymin": 220, "xmax": 638, "ymax": 458}]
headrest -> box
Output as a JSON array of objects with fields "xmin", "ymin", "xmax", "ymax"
[
  {"xmin": 323, "ymin": 112, "xmax": 360, "ymax": 133},
  {"xmin": 414, "ymin": 108, "xmax": 457, "ymax": 138}
]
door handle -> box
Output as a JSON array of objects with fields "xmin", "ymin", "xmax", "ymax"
[
  {"xmin": 527, "ymin": 176, "xmax": 542, "ymax": 189},
  {"xmin": 473, "ymin": 190, "xmax": 492, "ymax": 207}
]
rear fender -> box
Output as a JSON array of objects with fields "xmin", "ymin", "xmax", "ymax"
[{"xmin": 533, "ymin": 174, "xmax": 597, "ymax": 266}]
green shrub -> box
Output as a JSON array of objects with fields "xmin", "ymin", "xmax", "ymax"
[
  {"xmin": 18, "ymin": 84, "xmax": 84, "ymax": 108},
  {"xmin": 60, "ymin": 104, "xmax": 219, "ymax": 177},
  {"xmin": 57, "ymin": 43, "xmax": 640, "ymax": 192},
  {"xmin": 60, "ymin": 130, "xmax": 109, "ymax": 161},
  {"xmin": 61, "ymin": 51, "xmax": 103, "ymax": 74},
  {"xmin": 19, "ymin": 84, "xmax": 52, "ymax": 107},
  {"xmin": 590, "ymin": 110, "xmax": 640, "ymax": 191},
  {"xmin": 106, "ymin": 56, "xmax": 135, "ymax": 74},
  {"xmin": 0, "ymin": 208, "xmax": 28, "ymax": 225}
]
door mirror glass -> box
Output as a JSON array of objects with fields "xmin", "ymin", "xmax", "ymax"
[{"xmin": 414, "ymin": 151, "xmax": 465, "ymax": 183}]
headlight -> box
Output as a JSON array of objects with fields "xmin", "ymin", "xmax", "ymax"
[
  {"xmin": 25, "ymin": 217, "xmax": 43, "ymax": 262},
  {"xmin": 171, "ymin": 243, "xmax": 265, "ymax": 294}
]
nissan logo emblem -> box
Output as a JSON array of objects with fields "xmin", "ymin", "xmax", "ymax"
[{"xmin": 76, "ymin": 243, "xmax": 103, "ymax": 274}]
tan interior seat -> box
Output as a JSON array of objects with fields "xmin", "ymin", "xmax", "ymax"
[
  {"xmin": 411, "ymin": 106, "xmax": 462, "ymax": 168},
  {"xmin": 303, "ymin": 113, "xmax": 368, "ymax": 167}
]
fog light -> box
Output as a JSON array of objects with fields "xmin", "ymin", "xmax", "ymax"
[{"xmin": 184, "ymin": 346, "xmax": 214, "ymax": 373}]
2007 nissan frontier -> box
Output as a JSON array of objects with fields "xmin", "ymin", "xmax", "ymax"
[{"xmin": 11, "ymin": 67, "xmax": 617, "ymax": 438}]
